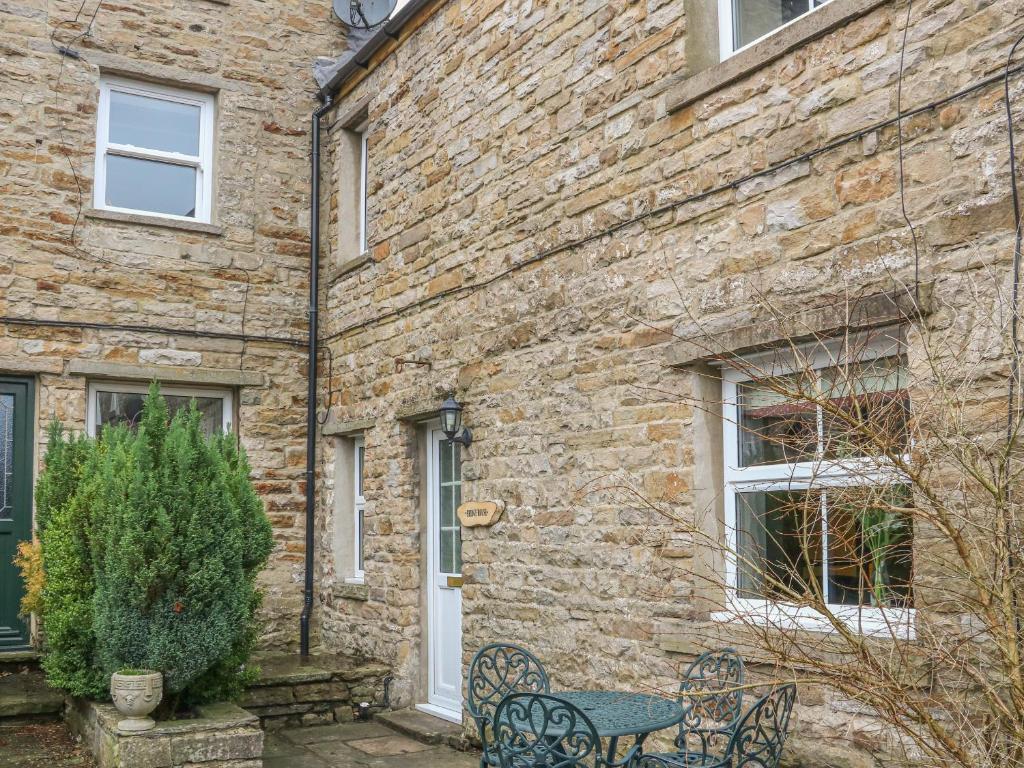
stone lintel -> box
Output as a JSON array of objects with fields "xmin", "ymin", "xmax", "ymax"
[
  {"xmin": 667, "ymin": 284, "xmax": 932, "ymax": 369},
  {"xmin": 87, "ymin": 51, "xmax": 250, "ymax": 94},
  {"xmin": 322, "ymin": 416, "xmax": 376, "ymax": 437},
  {"xmin": 68, "ymin": 359, "xmax": 266, "ymax": 388},
  {"xmin": 84, "ymin": 208, "xmax": 224, "ymax": 236},
  {"xmin": 666, "ymin": 0, "xmax": 889, "ymax": 112},
  {"xmin": 0, "ymin": 357, "xmax": 65, "ymax": 375},
  {"xmin": 395, "ymin": 399, "xmax": 442, "ymax": 422}
]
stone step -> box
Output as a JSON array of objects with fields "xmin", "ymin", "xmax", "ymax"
[
  {"xmin": 0, "ymin": 667, "xmax": 64, "ymax": 723},
  {"xmin": 0, "ymin": 650, "xmax": 41, "ymax": 674},
  {"xmin": 374, "ymin": 708, "xmax": 469, "ymax": 751},
  {"xmin": 241, "ymin": 652, "xmax": 391, "ymax": 730}
]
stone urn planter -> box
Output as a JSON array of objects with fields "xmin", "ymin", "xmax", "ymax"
[{"xmin": 110, "ymin": 670, "xmax": 162, "ymax": 733}]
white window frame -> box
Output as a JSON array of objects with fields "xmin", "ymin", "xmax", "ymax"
[
  {"xmin": 357, "ymin": 121, "xmax": 369, "ymax": 255},
  {"xmin": 716, "ymin": 332, "xmax": 915, "ymax": 639},
  {"xmin": 86, "ymin": 380, "xmax": 232, "ymax": 437},
  {"xmin": 718, "ymin": 0, "xmax": 832, "ymax": 60},
  {"xmin": 94, "ymin": 77, "xmax": 215, "ymax": 223},
  {"xmin": 352, "ymin": 437, "xmax": 366, "ymax": 582}
]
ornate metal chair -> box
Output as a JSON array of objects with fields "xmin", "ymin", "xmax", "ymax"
[
  {"xmin": 675, "ymin": 649, "xmax": 746, "ymax": 761},
  {"xmin": 493, "ymin": 692, "xmax": 608, "ymax": 768},
  {"xmin": 634, "ymin": 683, "xmax": 797, "ymax": 768},
  {"xmin": 468, "ymin": 643, "xmax": 551, "ymax": 767}
]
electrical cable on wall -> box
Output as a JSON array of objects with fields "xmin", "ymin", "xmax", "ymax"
[
  {"xmin": 1001, "ymin": 28, "xmax": 1024, "ymax": 645},
  {"xmin": 321, "ymin": 62, "xmax": 1024, "ymax": 344}
]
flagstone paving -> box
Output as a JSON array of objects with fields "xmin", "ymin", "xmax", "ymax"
[
  {"xmin": 264, "ymin": 721, "xmax": 480, "ymax": 768},
  {"xmin": 0, "ymin": 721, "xmax": 94, "ymax": 767},
  {"xmin": 0, "ymin": 717, "xmax": 476, "ymax": 767}
]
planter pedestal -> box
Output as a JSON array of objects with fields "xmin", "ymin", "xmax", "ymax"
[{"xmin": 67, "ymin": 698, "xmax": 263, "ymax": 768}]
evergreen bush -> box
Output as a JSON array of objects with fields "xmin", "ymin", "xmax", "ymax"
[{"xmin": 36, "ymin": 383, "xmax": 273, "ymax": 706}]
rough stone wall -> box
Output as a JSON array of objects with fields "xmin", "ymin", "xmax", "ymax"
[
  {"xmin": 316, "ymin": 0, "xmax": 1024, "ymax": 763},
  {"xmin": 0, "ymin": 0, "xmax": 349, "ymax": 649}
]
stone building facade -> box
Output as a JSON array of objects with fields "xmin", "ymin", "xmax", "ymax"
[
  {"xmin": 4, "ymin": 0, "xmax": 1024, "ymax": 763},
  {"xmin": 311, "ymin": 0, "xmax": 1024, "ymax": 764},
  {"xmin": 0, "ymin": 0, "xmax": 348, "ymax": 649}
]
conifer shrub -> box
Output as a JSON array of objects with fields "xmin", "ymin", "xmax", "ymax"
[{"xmin": 36, "ymin": 383, "xmax": 273, "ymax": 707}]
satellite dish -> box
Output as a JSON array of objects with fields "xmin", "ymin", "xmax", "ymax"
[{"xmin": 333, "ymin": 0, "xmax": 397, "ymax": 29}]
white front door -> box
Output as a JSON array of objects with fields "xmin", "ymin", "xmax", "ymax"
[{"xmin": 421, "ymin": 426, "xmax": 464, "ymax": 723}]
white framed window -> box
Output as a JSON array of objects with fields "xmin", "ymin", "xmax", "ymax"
[
  {"xmin": 87, "ymin": 381, "xmax": 232, "ymax": 437},
  {"xmin": 94, "ymin": 77, "xmax": 215, "ymax": 222},
  {"xmin": 718, "ymin": 0, "xmax": 832, "ymax": 59},
  {"xmin": 353, "ymin": 436, "xmax": 366, "ymax": 580},
  {"xmin": 357, "ymin": 121, "xmax": 369, "ymax": 254},
  {"xmin": 718, "ymin": 331, "xmax": 915, "ymax": 638}
]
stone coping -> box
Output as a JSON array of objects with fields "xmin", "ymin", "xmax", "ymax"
[
  {"xmin": 67, "ymin": 697, "xmax": 263, "ymax": 768},
  {"xmin": 249, "ymin": 653, "xmax": 389, "ymax": 687},
  {"xmin": 666, "ymin": 0, "xmax": 890, "ymax": 112}
]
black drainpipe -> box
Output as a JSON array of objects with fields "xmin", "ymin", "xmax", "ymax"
[{"xmin": 301, "ymin": 94, "xmax": 334, "ymax": 659}]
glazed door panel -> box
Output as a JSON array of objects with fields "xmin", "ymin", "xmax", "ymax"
[{"xmin": 0, "ymin": 378, "xmax": 34, "ymax": 651}]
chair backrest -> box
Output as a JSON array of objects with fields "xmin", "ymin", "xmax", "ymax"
[
  {"xmin": 727, "ymin": 683, "xmax": 797, "ymax": 768},
  {"xmin": 493, "ymin": 692, "xmax": 603, "ymax": 768},
  {"xmin": 676, "ymin": 648, "xmax": 746, "ymax": 756},
  {"xmin": 467, "ymin": 643, "xmax": 550, "ymax": 727}
]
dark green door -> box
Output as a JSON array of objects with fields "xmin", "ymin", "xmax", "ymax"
[{"xmin": 0, "ymin": 378, "xmax": 34, "ymax": 651}]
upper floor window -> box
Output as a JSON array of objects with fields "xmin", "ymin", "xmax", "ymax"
[
  {"xmin": 718, "ymin": 0, "xmax": 832, "ymax": 58},
  {"xmin": 357, "ymin": 121, "xmax": 369, "ymax": 254},
  {"xmin": 88, "ymin": 381, "xmax": 232, "ymax": 437},
  {"xmin": 94, "ymin": 77, "xmax": 215, "ymax": 222},
  {"xmin": 720, "ymin": 332, "xmax": 914, "ymax": 636}
]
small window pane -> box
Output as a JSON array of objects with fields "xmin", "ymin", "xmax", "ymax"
[
  {"xmin": 736, "ymin": 489, "xmax": 822, "ymax": 601},
  {"xmin": 822, "ymin": 356, "xmax": 909, "ymax": 459},
  {"xmin": 440, "ymin": 485, "xmax": 454, "ymax": 527},
  {"xmin": 439, "ymin": 439, "xmax": 452, "ymax": 482},
  {"xmin": 826, "ymin": 487, "xmax": 913, "ymax": 608},
  {"xmin": 732, "ymin": 0, "xmax": 813, "ymax": 49},
  {"xmin": 109, "ymin": 90, "xmax": 201, "ymax": 155},
  {"xmin": 96, "ymin": 390, "xmax": 224, "ymax": 436},
  {"xmin": 357, "ymin": 445, "xmax": 365, "ymax": 497},
  {"xmin": 738, "ymin": 375, "xmax": 817, "ymax": 466},
  {"xmin": 454, "ymin": 529, "xmax": 462, "ymax": 574},
  {"xmin": 105, "ymin": 155, "xmax": 197, "ymax": 217},
  {"xmin": 357, "ymin": 506, "xmax": 365, "ymax": 572},
  {"xmin": 0, "ymin": 395, "xmax": 13, "ymax": 520},
  {"xmin": 440, "ymin": 528, "xmax": 453, "ymax": 574}
]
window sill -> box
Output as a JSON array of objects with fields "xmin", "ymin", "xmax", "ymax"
[
  {"xmin": 85, "ymin": 207, "xmax": 224, "ymax": 236},
  {"xmin": 667, "ymin": 0, "xmax": 888, "ymax": 112},
  {"xmin": 328, "ymin": 251, "xmax": 373, "ymax": 284},
  {"xmin": 335, "ymin": 581, "xmax": 369, "ymax": 601},
  {"xmin": 711, "ymin": 600, "xmax": 916, "ymax": 641}
]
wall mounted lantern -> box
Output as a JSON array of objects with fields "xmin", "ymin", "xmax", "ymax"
[{"xmin": 439, "ymin": 396, "xmax": 472, "ymax": 448}]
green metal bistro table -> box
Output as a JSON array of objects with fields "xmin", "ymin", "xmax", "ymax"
[{"xmin": 538, "ymin": 691, "xmax": 685, "ymax": 766}]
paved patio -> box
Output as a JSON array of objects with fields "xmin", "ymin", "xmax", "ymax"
[
  {"xmin": 264, "ymin": 721, "xmax": 478, "ymax": 768},
  {"xmin": 0, "ymin": 721, "xmax": 94, "ymax": 767}
]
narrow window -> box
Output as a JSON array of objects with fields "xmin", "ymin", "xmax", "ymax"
[
  {"xmin": 87, "ymin": 381, "xmax": 232, "ymax": 437},
  {"xmin": 718, "ymin": 0, "xmax": 832, "ymax": 58},
  {"xmin": 94, "ymin": 77, "xmax": 215, "ymax": 222},
  {"xmin": 357, "ymin": 121, "xmax": 369, "ymax": 254},
  {"xmin": 720, "ymin": 332, "xmax": 914, "ymax": 635},
  {"xmin": 353, "ymin": 437, "xmax": 366, "ymax": 579}
]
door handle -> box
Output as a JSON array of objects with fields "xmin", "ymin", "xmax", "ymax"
[{"xmin": 446, "ymin": 576, "xmax": 463, "ymax": 588}]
